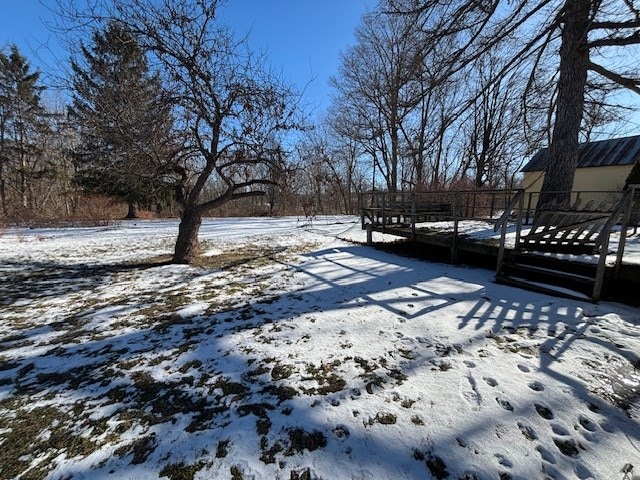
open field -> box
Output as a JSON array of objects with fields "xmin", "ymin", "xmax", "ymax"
[{"xmin": 1, "ymin": 217, "xmax": 639, "ymax": 479}]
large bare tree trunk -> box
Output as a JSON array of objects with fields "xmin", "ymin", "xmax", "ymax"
[
  {"xmin": 538, "ymin": 0, "xmax": 590, "ymax": 208},
  {"xmin": 173, "ymin": 207, "xmax": 202, "ymax": 264}
]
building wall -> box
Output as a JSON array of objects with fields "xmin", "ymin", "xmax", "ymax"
[{"xmin": 522, "ymin": 164, "xmax": 634, "ymax": 194}]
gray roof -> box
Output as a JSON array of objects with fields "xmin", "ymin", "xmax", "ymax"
[{"xmin": 522, "ymin": 135, "xmax": 640, "ymax": 172}]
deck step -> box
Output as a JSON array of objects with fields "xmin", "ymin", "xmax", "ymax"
[
  {"xmin": 502, "ymin": 262, "xmax": 595, "ymax": 285},
  {"xmin": 495, "ymin": 274, "xmax": 593, "ymax": 302}
]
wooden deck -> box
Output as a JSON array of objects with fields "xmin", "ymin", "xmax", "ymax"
[{"xmin": 360, "ymin": 188, "xmax": 640, "ymax": 303}]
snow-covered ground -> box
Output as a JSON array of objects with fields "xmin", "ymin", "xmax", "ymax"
[{"xmin": 1, "ymin": 216, "xmax": 639, "ymax": 480}]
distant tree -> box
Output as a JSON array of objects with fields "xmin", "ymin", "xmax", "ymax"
[
  {"xmin": 69, "ymin": 21, "xmax": 179, "ymax": 218},
  {"xmin": 456, "ymin": 53, "xmax": 530, "ymax": 189},
  {"xmin": 0, "ymin": 45, "xmax": 48, "ymax": 215},
  {"xmin": 331, "ymin": 10, "xmax": 426, "ymax": 193}
]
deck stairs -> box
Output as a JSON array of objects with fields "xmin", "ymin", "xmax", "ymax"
[{"xmin": 495, "ymin": 189, "xmax": 636, "ymax": 302}]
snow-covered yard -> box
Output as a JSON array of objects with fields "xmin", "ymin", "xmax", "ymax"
[{"xmin": 1, "ymin": 216, "xmax": 639, "ymax": 480}]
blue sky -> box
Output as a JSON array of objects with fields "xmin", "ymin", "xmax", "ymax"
[{"xmin": 0, "ymin": 1, "xmax": 373, "ymax": 113}]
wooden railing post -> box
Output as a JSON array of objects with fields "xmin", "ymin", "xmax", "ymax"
[
  {"xmin": 411, "ymin": 192, "xmax": 417, "ymax": 240},
  {"xmin": 381, "ymin": 193, "xmax": 387, "ymax": 233},
  {"xmin": 615, "ymin": 185, "xmax": 636, "ymax": 277},
  {"xmin": 451, "ymin": 192, "xmax": 459, "ymax": 263}
]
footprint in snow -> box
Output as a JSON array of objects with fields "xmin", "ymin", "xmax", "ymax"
[
  {"xmin": 496, "ymin": 397, "xmax": 514, "ymax": 411},
  {"xmin": 536, "ymin": 445, "xmax": 556, "ymax": 464},
  {"xmin": 517, "ymin": 364, "xmax": 530, "ymax": 373},
  {"xmin": 578, "ymin": 415, "xmax": 598, "ymax": 432},
  {"xmin": 534, "ymin": 403, "xmax": 554, "ymax": 420},
  {"xmin": 575, "ymin": 463, "xmax": 595, "ymax": 480},
  {"xmin": 551, "ymin": 423, "xmax": 571, "ymax": 436},
  {"xmin": 463, "ymin": 360, "xmax": 476, "ymax": 368},
  {"xmin": 483, "ymin": 377, "xmax": 498, "ymax": 387},
  {"xmin": 461, "ymin": 374, "xmax": 482, "ymax": 409},
  {"xmin": 527, "ymin": 381, "xmax": 544, "ymax": 392},
  {"xmin": 494, "ymin": 453, "xmax": 513, "ymax": 468},
  {"xmin": 517, "ymin": 422, "xmax": 538, "ymax": 441}
]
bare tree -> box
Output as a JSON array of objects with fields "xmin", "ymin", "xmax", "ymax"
[
  {"xmin": 384, "ymin": 0, "xmax": 640, "ymax": 206},
  {"xmin": 455, "ymin": 53, "xmax": 534, "ymax": 189},
  {"xmin": 331, "ymin": 10, "xmax": 427, "ymax": 193},
  {"xmin": 58, "ymin": 0, "xmax": 303, "ymax": 262}
]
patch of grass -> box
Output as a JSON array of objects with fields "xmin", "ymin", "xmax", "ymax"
[
  {"xmin": 215, "ymin": 377, "xmax": 249, "ymax": 398},
  {"xmin": 259, "ymin": 438, "xmax": 283, "ymax": 464},
  {"xmin": 271, "ymin": 363, "xmax": 295, "ymax": 380},
  {"xmin": 230, "ymin": 464, "xmax": 245, "ymax": 480},
  {"xmin": 364, "ymin": 374, "xmax": 387, "ymax": 394},
  {"xmin": 290, "ymin": 468, "xmax": 312, "ymax": 480},
  {"xmin": 261, "ymin": 384, "xmax": 299, "ymax": 402},
  {"xmin": 302, "ymin": 362, "xmax": 346, "ymax": 395},
  {"xmin": 400, "ymin": 398, "xmax": 416, "ymax": 408},
  {"xmin": 159, "ymin": 461, "xmax": 206, "ymax": 480},
  {"xmin": 0, "ymin": 405, "xmax": 97, "ymax": 479},
  {"xmin": 178, "ymin": 360, "xmax": 203, "ymax": 373},
  {"xmin": 411, "ymin": 415, "xmax": 425, "ymax": 426},
  {"xmin": 285, "ymin": 428, "xmax": 327, "ymax": 455},
  {"xmin": 153, "ymin": 313, "xmax": 192, "ymax": 333},
  {"xmin": 397, "ymin": 347, "xmax": 416, "ymax": 359},
  {"xmin": 216, "ymin": 439, "xmax": 231, "ymax": 458},
  {"xmin": 185, "ymin": 405, "xmax": 230, "ymax": 433},
  {"xmin": 236, "ymin": 403, "xmax": 276, "ymax": 418},
  {"xmin": 386, "ymin": 368, "xmax": 408, "ymax": 384},
  {"xmin": 244, "ymin": 365, "xmax": 270, "ymax": 379},
  {"xmin": 193, "ymin": 246, "xmax": 288, "ymax": 270},
  {"xmin": 367, "ymin": 412, "xmax": 397, "ymax": 426},
  {"xmin": 256, "ymin": 416, "xmax": 272, "ymax": 435},
  {"xmin": 414, "ymin": 450, "xmax": 449, "ymax": 479},
  {"xmin": 426, "ymin": 455, "xmax": 449, "ymax": 479},
  {"xmin": 354, "ymin": 356, "xmax": 378, "ymax": 373}
]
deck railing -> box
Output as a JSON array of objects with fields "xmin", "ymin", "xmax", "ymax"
[
  {"xmin": 360, "ymin": 189, "xmax": 522, "ymax": 229},
  {"xmin": 360, "ymin": 189, "xmax": 522, "ymax": 262}
]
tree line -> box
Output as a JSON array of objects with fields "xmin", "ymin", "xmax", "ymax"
[{"xmin": 1, "ymin": 0, "xmax": 638, "ymax": 263}]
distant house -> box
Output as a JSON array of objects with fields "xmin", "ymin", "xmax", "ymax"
[{"xmin": 521, "ymin": 135, "xmax": 640, "ymax": 194}]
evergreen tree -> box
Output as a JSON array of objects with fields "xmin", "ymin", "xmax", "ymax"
[
  {"xmin": 0, "ymin": 45, "xmax": 47, "ymax": 214},
  {"xmin": 70, "ymin": 21, "xmax": 178, "ymax": 217}
]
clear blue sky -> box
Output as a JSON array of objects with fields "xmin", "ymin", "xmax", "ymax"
[{"xmin": 0, "ymin": 0, "xmax": 373, "ymax": 113}]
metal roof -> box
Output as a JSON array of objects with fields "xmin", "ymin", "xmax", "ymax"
[{"xmin": 521, "ymin": 134, "xmax": 640, "ymax": 172}]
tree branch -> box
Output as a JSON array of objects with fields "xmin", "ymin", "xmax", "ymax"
[
  {"xmin": 589, "ymin": 30, "xmax": 640, "ymax": 48},
  {"xmin": 198, "ymin": 180, "xmax": 273, "ymax": 213},
  {"xmin": 590, "ymin": 20, "xmax": 640, "ymax": 30},
  {"xmin": 588, "ymin": 61, "xmax": 640, "ymax": 95}
]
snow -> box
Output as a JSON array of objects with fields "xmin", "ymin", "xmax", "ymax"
[{"xmin": 1, "ymin": 216, "xmax": 640, "ymax": 480}]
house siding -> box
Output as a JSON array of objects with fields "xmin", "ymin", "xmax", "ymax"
[{"xmin": 523, "ymin": 164, "xmax": 633, "ymax": 194}]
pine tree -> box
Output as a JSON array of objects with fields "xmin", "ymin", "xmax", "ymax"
[
  {"xmin": 70, "ymin": 21, "xmax": 177, "ymax": 217},
  {"xmin": 0, "ymin": 45, "xmax": 47, "ymax": 214}
]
